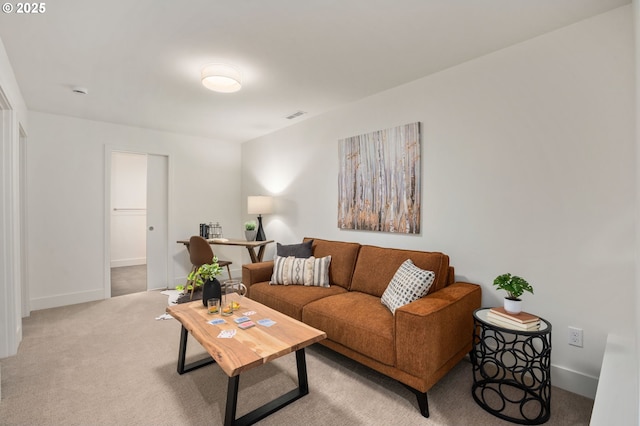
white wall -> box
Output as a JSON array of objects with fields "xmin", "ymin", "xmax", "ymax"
[
  {"xmin": 0, "ymin": 37, "xmax": 28, "ymax": 358},
  {"xmin": 241, "ymin": 6, "xmax": 635, "ymax": 398},
  {"xmin": 27, "ymin": 112, "xmax": 243, "ymax": 310},
  {"xmin": 110, "ymin": 151, "xmax": 147, "ymax": 267},
  {"xmin": 634, "ymin": 0, "xmax": 640, "ymax": 421}
]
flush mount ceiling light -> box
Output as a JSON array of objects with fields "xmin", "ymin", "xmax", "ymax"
[{"xmin": 201, "ymin": 64, "xmax": 242, "ymax": 93}]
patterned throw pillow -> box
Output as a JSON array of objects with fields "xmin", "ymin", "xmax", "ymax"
[
  {"xmin": 381, "ymin": 259, "xmax": 436, "ymax": 314},
  {"xmin": 270, "ymin": 255, "xmax": 331, "ymax": 287},
  {"xmin": 306, "ymin": 255, "xmax": 331, "ymax": 288}
]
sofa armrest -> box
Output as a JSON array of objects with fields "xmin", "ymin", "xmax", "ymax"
[
  {"xmin": 242, "ymin": 261, "xmax": 274, "ymax": 295},
  {"xmin": 395, "ymin": 282, "xmax": 481, "ymax": 390}
]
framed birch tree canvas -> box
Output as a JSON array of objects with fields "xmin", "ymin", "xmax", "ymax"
[{"xmin": 338, "ymin": 122, "xmax": 421, "ymax": 234}]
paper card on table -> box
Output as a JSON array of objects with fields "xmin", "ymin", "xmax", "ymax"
[
  {"xmin": 238, "ymin": 321, "xmax": 255, "ymax": 329},
  {"xmin": 218, "ymin": 329, "xmax": 236, "ymax": 338},
  {"xmin": 234, "ymin": 316, "xmax": 251, "ymax": 324},
  {"xmin": 208, "ymin": 318, "xmax": 226, "ymax": 325},
  {"xmin": 243, "ymin": 311, "xmax": 257, "ymax": 316},
  {"xmin": 257, "ymin": 319, "xmax": 276, "ymax": 327}
]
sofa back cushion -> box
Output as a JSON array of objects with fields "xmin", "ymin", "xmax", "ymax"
[
  {"xmin": 350, "ymin": 245, "xmax": 450, "ymax": 297},
  {"xmin": 303, "ymin": 238, "xmax": 360, "ymax": 289}
]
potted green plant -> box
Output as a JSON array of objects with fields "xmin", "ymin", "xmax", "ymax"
[
  {"xmin": 176, "ymin": 256, "xmax": 223, "ymax": 304},
  {"xmin": 244, "ymin": 220, "xmax": 257, "ymax": 241},
  {"xmin": 492, "ymin": 273, "xmax": 533, "ymax": 314}
]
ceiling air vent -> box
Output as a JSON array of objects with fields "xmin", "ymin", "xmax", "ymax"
[{"xmin": 285, "ymin": 111, "xmax": 307, "ymax": 120}]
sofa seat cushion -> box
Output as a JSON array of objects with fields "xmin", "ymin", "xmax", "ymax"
[
  {"xmin": 350, "ymin": 245, "xmax": 450, "ymax": 298},
  {"xmin": 303, "ymin": 291, "xmax": 395, "ymax": 366},
  {"xmin": 249, "ymin": 281, "xmax": 346, "ymax": 321}
]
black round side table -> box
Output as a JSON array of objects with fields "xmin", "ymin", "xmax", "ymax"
[{"xmin": 471, "ymin": 308, "xmax": 552, "ymax": 425}]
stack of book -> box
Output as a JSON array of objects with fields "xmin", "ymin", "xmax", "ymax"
[{"xmin": 487, "ymin": 307, "xmax": 540, "ymax": 331}]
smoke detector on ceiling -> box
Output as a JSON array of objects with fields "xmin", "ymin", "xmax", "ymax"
[{"xmin": 71, "ymin": 86, "xmax": 88, "ymax": 95}]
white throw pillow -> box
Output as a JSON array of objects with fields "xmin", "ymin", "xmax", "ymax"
[
  {"xmin": 270, "ymin": 255, "xmax": 332, "ymax": 287},
  {"xmin": 381, "ymin": 259, "xmax": 435, "ymax": 314},
  {"xmin": 271, "ymin": 256, "xmax": 304, "ymax": 285},
  {"xmin": 305, "ymin": 255, "xmax": 331, "ymax": 288}
]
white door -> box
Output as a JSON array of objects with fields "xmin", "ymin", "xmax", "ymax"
[{"xmin": 146, "ymin": 154, "xmax": 169, "ymax": 290}]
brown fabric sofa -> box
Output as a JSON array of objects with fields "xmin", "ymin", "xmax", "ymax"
[{"xmin": 242, "ymin": 237, "xmax": 481, "ymax": 417}]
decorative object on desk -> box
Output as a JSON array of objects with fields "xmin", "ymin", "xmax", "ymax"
[
  {"xmin": 175, "ymin": 256, "xmax": 223, "ymax": 306},
  {"xmin": 492, "ymin": 273, "xmax": 533, "ymax": 314},
  {"xmin": 200, "ymin": 223, "xmax": 209, "ymax": 238},
  {"xmin": 209, "ymin": 222, "xmax": 223, "ymax": 239},
  {"xmin": 248, "ymin": 195, "xmax": 273, "ymax": 241},
  {"xmin": 487, "ymin": 307, "xmax": 540, "ymax": 330},
  {"xmin": 244, "ymin": 220, "xmax": 257, "ymax": 241}
]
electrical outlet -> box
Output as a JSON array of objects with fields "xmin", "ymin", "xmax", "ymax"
[{"xmin": 568, "ymin": 327, "xmax": 583, "ymax": 347}]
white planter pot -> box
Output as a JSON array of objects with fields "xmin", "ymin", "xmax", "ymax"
[
  {"xmin": 504, "ymin": 298, "xmax": 522, "ymax": 314},
  {"xmin": 244, "ymin": 229, "xmax": 257, "ymax": 241}
]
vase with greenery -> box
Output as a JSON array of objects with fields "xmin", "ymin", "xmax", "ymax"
[
  {"xmin": 176, "ymin": 256, "xmax": 223, "ymax": 305},
  {"xmin": 492, "ymin": 273, "xmax": 533, "ymax": 314},
  {"xmin": 244, "ymin": 220, "xmax": 257, "ymax": 241}
]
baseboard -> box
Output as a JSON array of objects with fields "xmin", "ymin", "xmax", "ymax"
[
  {"xmin": 148, "ymin": 285, "xmax": 168, "ymax": 291},
  {"xmin": 551, "ymin": 364, "xmax": 598, "ymax": 399},
  {"xmin": 371, "ymin": 351, "xmax": 597, "ymax": 410},
  {"xmin": 464, "ymin": 352, "xmax": 598, "ymax": 399},
  {"xmin": 110, "ymin": 258, "xmax": 146, "ymax": 268},
  {"xmin": 30, "ymin": 288, "xmax": 104, "ymax": 311}
]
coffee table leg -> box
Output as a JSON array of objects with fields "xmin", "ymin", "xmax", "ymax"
[
  {"xmin": 296, "ymin": 348, "xmax": 309, "ymax": 395},
  {"xmin": 227, "ymin": 348, "xmax": 309, "ymax": 426},
  {"xmin": 177, "ymin": 326, "xmax": 216, "ymax": 375},
  {"xmin": 224, "ymin": 375, "xmax": 240, "ymax": 426}
]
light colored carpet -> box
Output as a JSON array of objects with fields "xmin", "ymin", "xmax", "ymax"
[
  {"xmin": 111, "ymin": 265, "xmax": 147, "ymax": 297},
  {"xmin": 0, "ymin": 291, "xmax": 593, "ymax": 425}
]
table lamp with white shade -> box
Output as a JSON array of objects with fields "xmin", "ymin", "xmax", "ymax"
[{"xmin": 247, "ymin": 196, "xmax": 273, "ymax": 241}]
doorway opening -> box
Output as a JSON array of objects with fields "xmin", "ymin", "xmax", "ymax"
[
  {"xmin": 105, "ymin": 148, "xmax": 170, "ymax": 299},
  {"xmin": 110, "ymin": 151, "xmax": 147, "ymax": 297}
]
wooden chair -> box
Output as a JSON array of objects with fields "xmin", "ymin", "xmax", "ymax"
[{"xmin": 186, "ymin": 236, "xmax": 233, "ymax": 297}]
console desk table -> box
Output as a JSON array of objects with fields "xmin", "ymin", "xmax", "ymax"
[
  {"xmin": 471, "ymin": 308, "xmax": 552, "ymax": 425},
  {"xmin": 177, "ymin": 238, "xmax": 273, "ymax": 263}
]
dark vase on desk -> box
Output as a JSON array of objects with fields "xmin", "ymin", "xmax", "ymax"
[{"xmin": 202, "ymin": 278, "xmax": 222, "ymax": 307}]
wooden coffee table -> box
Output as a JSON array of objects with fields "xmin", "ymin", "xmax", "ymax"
[{"xmin": 166, "ymin": 294, "xmax": 326, "ymax": 426}]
